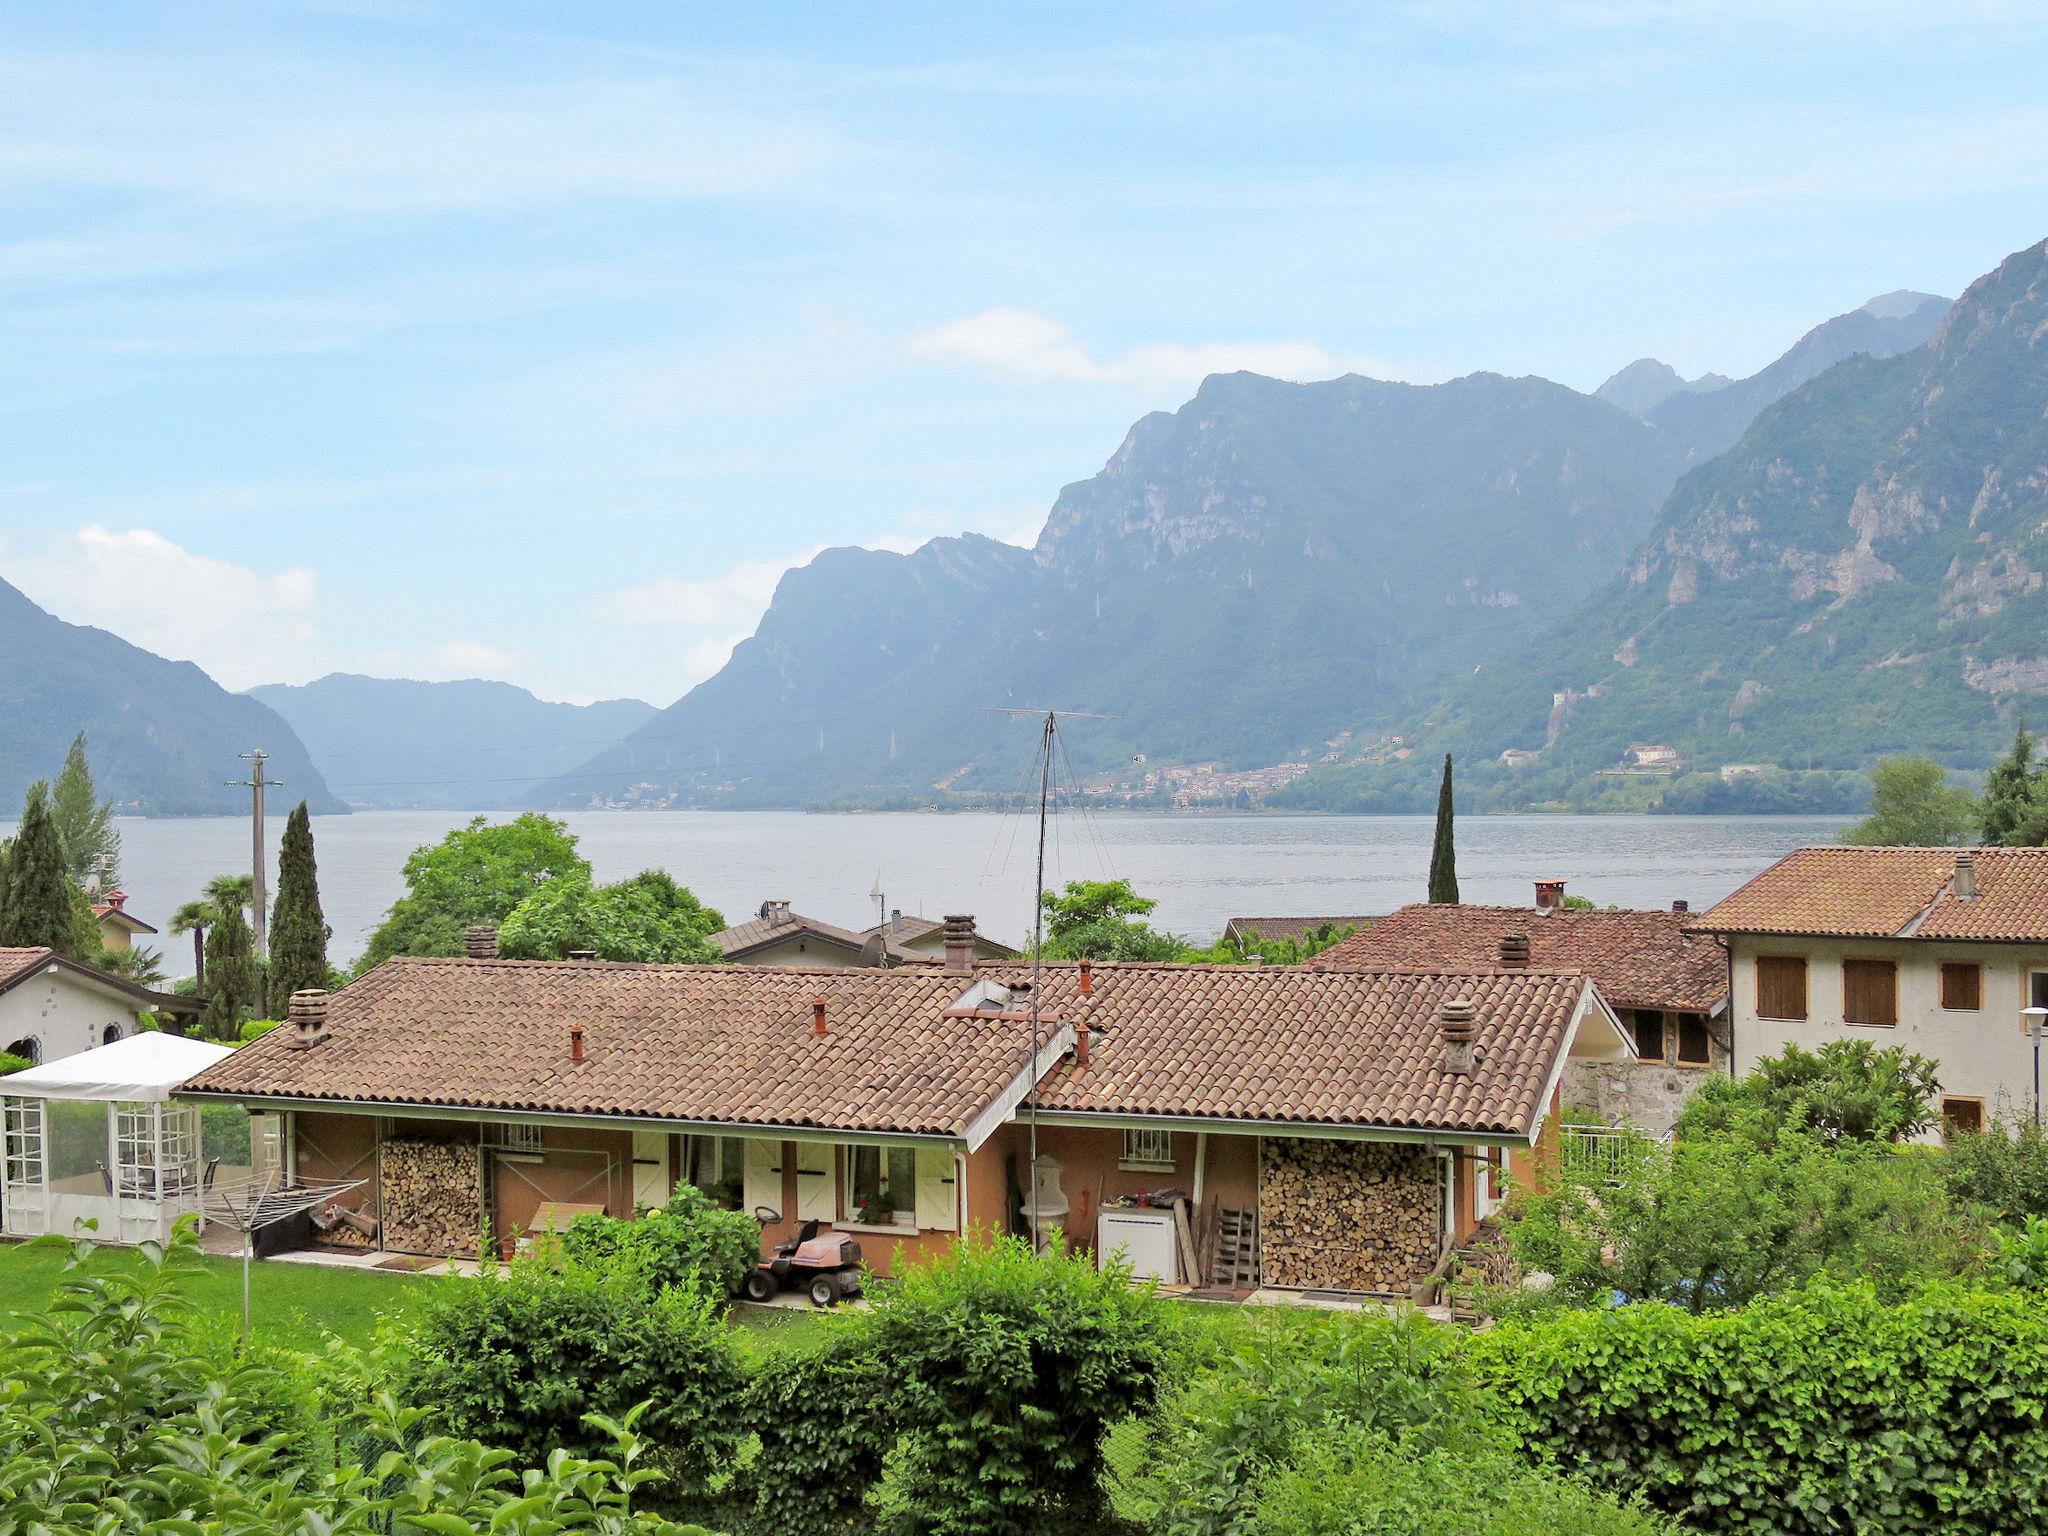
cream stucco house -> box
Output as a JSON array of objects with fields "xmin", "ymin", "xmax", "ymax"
[{"xmin": 1695, "ymin": 847, "xmax": 2048, "ymax": 1134}]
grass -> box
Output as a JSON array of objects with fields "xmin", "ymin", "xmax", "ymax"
[{"xmin": 0, "ymin": 1237, "xmax": 434, "ymax": 1348}]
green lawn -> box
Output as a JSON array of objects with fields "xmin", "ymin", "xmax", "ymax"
[{"xmin": 0, "ymin": 1238, "xmax": 435, "ymax": 1348}]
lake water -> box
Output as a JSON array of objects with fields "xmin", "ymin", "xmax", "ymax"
[{"xmin": 29, "ymin": 810, "xmax": 1849, "ymax": 980}]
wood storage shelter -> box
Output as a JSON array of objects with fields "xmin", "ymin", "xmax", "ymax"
[{"xmin": 2, "ymin": 1032, "xmax": 235, "ymax": 1244}]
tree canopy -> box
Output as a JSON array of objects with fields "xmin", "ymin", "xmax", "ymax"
[
  {"xmin": 0, "ymin": 783, "xmax": 96, "ymax": 958},
  {"xmin": 499, "ymin": 869, "xmax": 725, "ymax": 964},
  {"xmin": 198, "ymin": 874, "xmax": 259, "ymax": 1037},
  {"xmin": 1038, "ymin": 878, "xmax": 1189, "ymax": 962},
  {"xmin": 1675, "ymin": 1038, "xmax": 1941, "ymax": 1146},
  {"xmin": 361, "ymin": 813, "xmax": 587, "ymax": 969},
  {"xmin": 1838, "ymin": 754, "xmax": 1976, "ymax": 846},
  {"xmin": 267, "ymin": 800, "xmax": 330, "ymax": 1011},
  {"xmin": 49, "ymin": 732, "xmax": 119, "ymax": 887}
]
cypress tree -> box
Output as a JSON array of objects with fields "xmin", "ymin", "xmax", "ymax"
[
  {"xmin": 1427, "ymin": 753, "xmax": 1459, "ymax": 905},
  {"xmin": 268, "ymin": 800, "xmax": 329, "ymax": 1013},
  {"xmin": 201, "ymin": 904, "xmax": 258, "ymax": 1038},
  {"xmin": 0, "ymin": 784, "xmax": 86, "ymax": 954},
  {"xmin": 50, "ymin": 732, "xmax": 118, "ymax": 887}
]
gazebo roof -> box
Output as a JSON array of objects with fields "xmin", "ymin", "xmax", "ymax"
[{"xmin": 3, "ymin": 1032, "xmax": 236, "ymax": 1103}]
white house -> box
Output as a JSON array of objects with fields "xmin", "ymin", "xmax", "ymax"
[
  {"xmin": 0, "ymin": 947, "xmax": 194, "ymax": 1069},
  {"xmin": 1694, "ymin": 847, "xmax": 2048, "ymax": 1134}
]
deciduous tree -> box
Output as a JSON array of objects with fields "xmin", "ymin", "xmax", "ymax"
[
  {"xmin": 362, "ymin": 813, "xmax": 587, "ymax": 969},
  {"xmin": 499, "ymin": 869, "xmax": 723, "ymax": 964},
  {"xmin": 1839, "ymin": 755, "xmax": 1976, "ymax": 846}
]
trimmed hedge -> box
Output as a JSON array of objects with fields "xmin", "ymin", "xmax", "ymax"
[{"xmin": 1477, "ymin": 1281, "xmax": 2048, "ymax": 1535}]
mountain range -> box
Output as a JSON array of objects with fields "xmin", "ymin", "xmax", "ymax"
[
  {"xmin": 530, "ymin": 279, "xmax": 1963, "ymax": 811},
  {"xmin": 247, "ymin": 675, "xmax": 656, "ymax": 810},
  {"xmin": 0, "ymin": 576, "xmax": 342, "ymax": 816}
]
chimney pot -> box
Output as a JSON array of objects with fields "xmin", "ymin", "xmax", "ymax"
[
  {"xmin": 1955, "ymin": 852, "xmax": 1977, "ymax": 903},
  {"xmin": 942, "ymin": 914, "xmax": 976, "ymax": 974},
  {"xmin": 1078, "ymin": 959, "xmax": 1093, "ymax": 996},
  {"xmin": 1671, "ymin": 899, "xmax": 1689, "ymax": 916},
  {"xmin": 1440, "ymin": 996, "xmax": 1477, "ymax": 1076},
  {"xmin": 1499, "ymin": 932, "xmax": 1531, "ymax": 970},
  {"xmin": 1074, "ymin": 1021, "xmax": 1090, "ymax": 1068},
  {"xmin": 463, "ymin": 924, "xmax": 500, "ymax": 960},
  {"xmin": 282, "ymin": 988, "xmax": 330, "ymax": 1050},
  {"xmin": 569, "ymin": 1023, "xmax": 585, "ymax": 1063},
  {"xmin": 889, "ymin": 907, "xmax": 904, "ymax": 934},
  {"xmin": 568, "ymin": 949, "xmax": 597, "ymax": 963},
  {"xmin": 1534, "ymin": 880, "xmax": 1566, "ymax": 913},
  {"xmin": 812, "ymin": 996, "xmax": 828, "ymax": 1037}
]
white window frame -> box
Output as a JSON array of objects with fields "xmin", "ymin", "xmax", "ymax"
[
  {"xmin": 840, "ymin": 1143, "xmax": 918, "ymax": 1230},
  {"xmin": 1120, "ymin": 1127, "xmax": 1175, "ymax": 1172}
]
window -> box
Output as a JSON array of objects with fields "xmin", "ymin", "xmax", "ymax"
[
  {"xmin": 1629, "ymin": 1010, "xmax": 1667, "ymax": 1061},
  {"xmin": 1940, "ymin": 963, "xmax": 1983, "ymax": 1012},
  {"xmin": 844, "ymin": 1145, "xmax": 915, "ymax": 1227},
  {"xmin": 485, "ymin": 1123, "xmax": 544, "ymax": 1156},
  {"xmin": 2, "ymin": 1097, "xmax": 44, "ymax": 1189},
  {"xmin": 1120, "ymin": 1127, "xmax": 1175, "ymax": 1171},
  {"xmin": 1842, "ymin": 959, "xmax": 1899, "ymax": 1027},
  {"xmin": 685, "ymin": 1134, "xmax": 745, "ymax": 1193},
  {"xmin": 1941, "ymin": 1096, "xmax": 1985, "ymax": 1136},
  {"xmin": 1755, "ymin": 955, "xmax": 1808, "ymax": 1021},
  {"xmin": 1676, "ymin": 1014, "xmax": 1713, "ymax": 1067}
]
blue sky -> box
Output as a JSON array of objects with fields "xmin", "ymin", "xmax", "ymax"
[{"xmin": 1, "ymin": 2, "xmax": 2044, "ymax": 706}]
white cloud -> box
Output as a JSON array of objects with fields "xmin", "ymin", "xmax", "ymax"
[
  {"xmin": 909, "ymin": 307, "xmax": 1393, "ymax": 390},
  {"xmin": 598, "ymin": 554, "xmax": 805, "ymax": 627},
  {"xmin": 423, "ymin": 640, "xmax": 525, "ymax": 676},
  {"xmin": 10, "ymin": 525, "xmax": 324, "ymax": 690}
]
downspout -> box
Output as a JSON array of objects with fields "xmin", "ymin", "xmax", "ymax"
[
  {"xmin": 956, "ymin": 1147, "xmax": 969, "ymax": 1235},
  {"xmin": 1191, "ymin": 1132, "xmax": 1208, "ymax": 1209},
  {"xmin": 1725, "ymin": 938, "xmax": 1738, "ymax": 1080}
]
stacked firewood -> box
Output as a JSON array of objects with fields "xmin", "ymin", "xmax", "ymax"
[
  {"xmin": 380, "ymin": 1137, "xmax": 481, "ymax": 1256},
  {"xmin": 1259, "ymin": 1138, "xmax": 1439, "ymax": 1293}
]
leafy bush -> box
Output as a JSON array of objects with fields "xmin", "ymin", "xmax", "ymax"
[
  {"xmin": 1674, "ymin": 1038, "xmax": 1940, "ymax": 1145},
  {"xmin": 1477, "ymin": 1280, "xmax": 2048, "ymax": 1535},
  {"xmin": 394, "ymin": 1252, "xmax": 747, "ymax": 1492},
  {"xmin": 0, "ymin": 1224, "xmax": 711, "ymax": 1534},
  {"xmin": 863, "ymin": 1232, "xmax": 1171, "ymax": 1536},
  {"xmin": 1249, "ymin": 1430, "xmax": 1670, "ymax": 1536},
  {"xmin": 0, "ymin": 1051, "xmax": 30, "ymax": 1076},
  {"xmin": 239, "ymin": 1015, "xmax": 282, "ymax": 1041},
  {"xmin": 1946, "ymin": 1115, "xmax": 2048, "ymax": 1222},
  {"xmin": 1983, "ymin": 1216, "xmax": 2048, "ymax": 1291},
  {"xmin": 560, "ymin": 1185, "xmax": 761, "ymax": 1301},
  {"xmin": 730, "ymin": 1317, "xmax": 901, "ymax": 1532},
  {"xmin": 1107, "ymin": 1307, "xmax": 1494, "ymax": 1536}
]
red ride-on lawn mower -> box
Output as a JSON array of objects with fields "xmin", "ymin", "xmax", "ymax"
[{"xmin": 744, "ymin": 1208, "xmax": 864, "ymax": 1307}]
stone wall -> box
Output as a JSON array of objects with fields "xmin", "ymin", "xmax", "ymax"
[
  {"xmin": 1563, "ymin": 1059, "xmax": 1712, "ymax": 1136},
  {"xmin": 1259, "ymin": 1138, "xmax": 1442, "ymax": 1294}
]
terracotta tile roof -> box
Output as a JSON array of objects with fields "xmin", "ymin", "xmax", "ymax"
[
  {"xmin": 0, "ymin": 946, "xmax": 195, "ymax": 1014},
  {"xmin": 1029, "ymin": 962, "xmax": 1589, "ymax": 1138},
  {"xmin": 1317, "ymin": 904, "xmax": 1726, "ymax": 1013},
  {"xmin": 178, "ymin": 955, "xmax": 1592, "ymax": 1143},
  {"xmin": 0, "ymin": 948, "xmax": 56, "ymax": 993},
  {"xmin": 179, "ymin": 958, "xmax": 1030, "ymax": 1139},
  {"xmin": 1694, "ymin": 847, "xmax": 2048, "ymax": 942},
  {"xmin": 1221, "ymin": 916, "xmax": 1377, "ymax": 946},
  {"xmin": 862, "ymin": 915, "xmax": 1021, "ymax": 959},
  {"xmin": 710, "ymin": 909, "xmax": 927, "ymax": 964}
]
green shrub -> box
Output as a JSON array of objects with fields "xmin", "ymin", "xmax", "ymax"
[
  {"xmin": 864, "ymin": 1232, "xmax": 1170, "ymax": 1536},
  {"xmin": 1946, "ymin": 1115, "xmax": 2048, "ymax": 1223},
  {"xmin": 1107, "ymin": 1307, "xmax": 1497, "ymax": 1536},
  {"xmin": 394, "ymin": 1253, "xmax": 747, "ymax": 1493},
  {"xmin": 1250, "ymin": 1429, "xmax": 1671, "ymax": 1536},
  {"xmin": 0, "ymin": 1224, "xmax": 710, "ymax": 1534},
  {"xmin": 731, "ymin": 1316, "xmax": 900, "ymax": 1532},
  {"xmin": 1476, "ymin": 1280, "xmax": 2048, "ymax": 1535},
  {"xmin": 0, "ymin": 1051, "xmax": 30, "ymax": 1076},
  {"xmin": 560, "ymin": 1185, "xmax": 761, "ymax": 1301},
  {"xmin": 239, "ymin": 1016, "xmax": 282, "ymax": 1042}
]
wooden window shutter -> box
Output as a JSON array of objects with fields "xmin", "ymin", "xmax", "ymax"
[
  {"xmin": 1755, "ymin": 955, "xmax": 1807, "ymax": 1021},
  {"xmin": 1842, "ymin": 959, "xmax": 1898, "ymax": 1027},
  {"xmin": 794, "ymin": 1140, "xmax": 834, "ymax": 1221},
  {"xmin": 742, "ymin": 1139, "xmax": 783, "ymax": 1218},
  {"xmin": 1941, "ymin": 963, "xmax": 1982, "ymax": 1011},
  {"xmin": 913, "ymin": 1145, "xmax": 958, "ymax": 1231}
]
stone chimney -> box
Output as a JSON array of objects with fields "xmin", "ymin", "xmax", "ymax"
[
  {"xmin": 889, "ymin": 907, "xmax": 905, "ymax": 934},
  {"xmin": 1534, "ymin": 880, "xmax": 1566, "ymax": 914},
  {"xmin": 1440, "ymin": 997, "xmax": 1477, "ymax": 1076},
  {"xmin": 463, "ymin": 924, "xmax": 500, "ymax": 960},
  {"xmin": 760, "ymin": 899, "xmax": 792, "ymax": 926},
  {"xmin": 1670, "ymin": 899, "xmax": 1689, "ymax": 916},
  {"xmin": 943, "ymin": 914, "xmax": 976, "ymax": 974},
  {"xmin": 1955, "ymin": 852, "xmax": 1977, "ymax": 903},
  {"xmin": 1499, "ymin": 932, "xmax": 1530, "ymax": 970},
  {"xmin": 282, "ymin": 989, "xmax": 330, "ymax": 1051}
]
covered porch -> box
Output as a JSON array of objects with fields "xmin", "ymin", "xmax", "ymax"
[{"xmin": 2, "ymin": 1033, "xmax": 237, "ymax": 1245}]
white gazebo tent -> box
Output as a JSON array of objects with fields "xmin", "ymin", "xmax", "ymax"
[{"xmin": 2, "ymin": 1032, "xmax": 236, "ymax": 1244}]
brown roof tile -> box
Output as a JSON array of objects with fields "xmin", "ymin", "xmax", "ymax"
[
  {"xmin": 0, "ymin": 948, "xmax": 56, "ymax": 991},
  {"xmin": 1317, "ymin": 904, "xmax": 1726, "ymax": 1013},
  {"xmin": 1030, "ymin": 962, "xmax": 1587, "ymax": 1138},
  {"xmin": 1695, "ymin": 847, "xmax": 2048, "ymax": 942}
]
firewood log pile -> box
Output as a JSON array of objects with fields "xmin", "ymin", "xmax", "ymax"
[
  {"xmin": 1259, "ymin": 1138, "xmax": 1439, "ymax": 1293},
  {"xmin": 379, "ymin": 1136, "xmax": 481, "ymax": 1256}
]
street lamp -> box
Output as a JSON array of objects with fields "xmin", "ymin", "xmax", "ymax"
[{"xmin": 2023, "ymin": 1006, "xmax": 2048, "ymax": 1129}]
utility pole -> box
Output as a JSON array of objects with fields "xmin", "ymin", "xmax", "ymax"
[{"xmin": 227, "ymin": 749, "xmax": 279, "ymax": 952}]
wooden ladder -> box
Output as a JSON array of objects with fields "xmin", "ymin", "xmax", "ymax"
[{"xmin": 1209, "ymin": 1205, "xmax": 1258, "ymax": 1289}]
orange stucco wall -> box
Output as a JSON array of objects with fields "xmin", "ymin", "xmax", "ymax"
[{"xmin": 488, "ymin": 1124, "xmax": 633, "ymax": 1247}]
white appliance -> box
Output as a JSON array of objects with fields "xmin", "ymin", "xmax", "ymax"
[{"xmin": 1096, "ymin": 1208, "xmax": 1181, "ymax": 1283}]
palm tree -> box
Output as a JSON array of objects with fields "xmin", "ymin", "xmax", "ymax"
[
  {"xmin": 167, "ymin": 876, "xmax": 253, "ymax": 989},
  {"xmin": 96, "ymin": 944, "xmax": 168, "ymax": 989}
]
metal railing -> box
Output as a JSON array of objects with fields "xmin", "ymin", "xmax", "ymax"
[{"xmin": 1560, "ymin": 1124, "xmax": 1652, "ymax": 1185}]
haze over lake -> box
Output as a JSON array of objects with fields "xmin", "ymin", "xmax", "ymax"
[{"xmin": 40, "ymin": 811, "xmax": 1849, "ymax": 981}]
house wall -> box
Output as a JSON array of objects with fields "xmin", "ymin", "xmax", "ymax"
[
  {"xmin": 731, "ymin": 937, "xmax": 866, "ymax": 969},
  {"xmin": 0, "ymin": 971, "xmax": 140, "ymax": 1066},
  {"xmin": 485, "ymin": 1121, "xmax": 633, "ymax": 1251},
  {"xmin": 1561, "ymin": 1007, "xmax": 1729, "ymax": 1134},
  {"xmin": 1727, "ymin": 935, "xmax": 2048, "ymax": 1129},
  {"xmin": 289, "ymin": 1110, "xmax": 380, "ymax": 1247},
  {"xmin": 1259, "ymin": 1138, "xmax": 1443, "ymax": 1294}
]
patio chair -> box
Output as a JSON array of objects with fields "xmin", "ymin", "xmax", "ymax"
[{"xmin": 202, "ymin": 1157, "xmax": 220, "ymax": 1192}]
